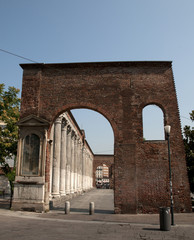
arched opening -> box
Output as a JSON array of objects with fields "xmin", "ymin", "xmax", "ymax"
[
  {"xmin": 49, "ymin": 108, "xmax": 114, "ymax": 212},
  {"xmin": 143, "ymin": 104, "xmax": 165, "ymax": 140},
  {"xmin": 71, "ymin": 109, "xmax": 114, "ymax": 154}
]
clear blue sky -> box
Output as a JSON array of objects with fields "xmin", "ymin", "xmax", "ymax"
[{"xmin": 0, "ymin": 0, "xmax": 194, "ymax": 153}]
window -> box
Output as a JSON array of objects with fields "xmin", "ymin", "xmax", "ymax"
[
  {"xmin": 21, "ymin": 134, "xmax": 40, "ymax": 175},
  {"xmin": 143, "ymin": 104, "xmax": 165, "ymax": 140}
]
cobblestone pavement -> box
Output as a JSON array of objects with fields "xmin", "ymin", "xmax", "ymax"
[{"xmin": 0, "ymin": 189, "xmax": 194, "ymax": 240}]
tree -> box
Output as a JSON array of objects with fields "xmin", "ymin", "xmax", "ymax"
[
  {"xmin": 183, "ymin": 110, "xmax": 194, "ymax": 193},
  {"xmin": 0, "ymin": 84, "xmax": 20, "ymax": 207}
]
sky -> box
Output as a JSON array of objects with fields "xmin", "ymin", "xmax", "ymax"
[{"xmin": 0, "ymin": 0, "xmax": 194, "ymax": 154}]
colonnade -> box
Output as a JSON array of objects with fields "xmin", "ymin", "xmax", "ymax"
[{"xmin": 49, "ymin": 112, "xmax": 93, "ymax": 198}]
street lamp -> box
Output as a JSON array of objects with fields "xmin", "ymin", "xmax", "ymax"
[{"xmin": 164, "ymin": 125, "xmax": 174, "ymax": 226}]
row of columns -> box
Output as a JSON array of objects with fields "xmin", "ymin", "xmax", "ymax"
[{"xmin": 49, "ymin": 113, "xmax": 93, "ymax": 198}]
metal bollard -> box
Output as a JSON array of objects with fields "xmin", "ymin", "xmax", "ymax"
[
  {"xmin": 65, "ymin": 201, "xmax": 70, "ymax": 214},
  {"xmin": 159, "ymin": 207, "xmax": 171, "ymax": 231},
  {"xmin": 89, "ymin": 202, "xmax": 95, "ymax": 215}
]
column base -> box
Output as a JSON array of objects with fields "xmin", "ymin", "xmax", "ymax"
[
  {"xmin": 52, "ymin": 193, "xmax": 60, "ymax": 198},
  {"xmin": 60, "ymin": 191, "xmax": 66, "ymax": 196}
]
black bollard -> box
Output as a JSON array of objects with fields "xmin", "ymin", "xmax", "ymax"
[{"xmin": 159, "ymin": 207, "xmax": 171, "ymax": 231}]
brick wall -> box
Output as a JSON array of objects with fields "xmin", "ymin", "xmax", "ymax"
[{"xmin": 19, "ymin": 61, "xmax": 191, "ymax": 213}]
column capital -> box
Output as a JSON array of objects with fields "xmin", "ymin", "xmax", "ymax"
[
  {"xmin": 61, "ymin": 117, "xmax": 68, "ymax": 129},
  {"xmin": 71, "ymin": 130, "xmax": 76, "ymax": 139},
  {"xmin": 55, "ymin": 117, "xmax": 62, "ymax": 124},
  {"xmin": 67, "ymin": 125, "xmax": 71, "ymax": 134},
  {"xmin": 75, "ymin": 135, "xmax": 80, "ymax": 144}
]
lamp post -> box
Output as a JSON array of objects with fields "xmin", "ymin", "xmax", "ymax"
[{"xmin": 164, "ymin": 125, "xmax": 174, "ymax": 226}]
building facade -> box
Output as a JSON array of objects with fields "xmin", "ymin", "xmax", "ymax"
[
  {"xmin": 93, "ymin": 155, "xmax": 114, "ymax": 189},
  {"xmin": 95, "ymin": 164, "xmax": 110, "ymax": 187}
]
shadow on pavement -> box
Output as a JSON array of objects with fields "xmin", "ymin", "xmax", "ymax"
[
  {"xmin": 70, "ymin": 208, "xmax": 88, "ymax": 213},
  {"xmin": 143, "ymin": 228, "xmax": 161, "ymax": 231},
  {"xmin": 95, "ymin": 209, "xmax": 114, "ymax": 214},
  {"xmin": 70, "ymin": 208, "xmax": 114, "ymax": 214}
]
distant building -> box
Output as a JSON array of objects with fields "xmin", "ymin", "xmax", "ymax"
[
  {"xmin": 95, "ymin": 164, "xmax": 110, "ymax": 187},
  {"xmin": 96, "ymin": 166, "xmax": 103, "ymax": 184}
]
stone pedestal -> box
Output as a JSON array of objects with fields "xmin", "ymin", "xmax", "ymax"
[{"xmin": 12, "ymin": 176, "xmax": 47, "ymax": 212}]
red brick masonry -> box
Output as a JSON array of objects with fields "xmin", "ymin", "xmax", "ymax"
[{"xmin": 19, "ymin": 61, "xmax": 191, "ymax": 213}]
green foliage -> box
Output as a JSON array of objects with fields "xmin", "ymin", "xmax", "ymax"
[
  {"xmin": 183, "ymin": 110, "xmax": 194, "ymax": 193},
  {"xmin": 0, "ymin": 84, "xmax": 20, "ymax": 207},
  {"xmin": 1, "ymin": 162, "xmax": 16, "ymax": 191},
  {"xmin": 0, "ymin": 84, "xmax": 20, "ymax": 163}
]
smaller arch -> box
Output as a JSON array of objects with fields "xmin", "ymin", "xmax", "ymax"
[
  {"xmin": 142, "ymin": 102, "xmax": 165, "ymax": 114},
  {"xmin": 20, "ymin": 129, "xmax": 44, "ymax": 140},
  {"xmin": 142, "ymin": 104, "xmax": 165, "ymax": 140}
]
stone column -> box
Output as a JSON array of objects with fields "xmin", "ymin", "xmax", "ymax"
[
  {"xmin": 90, "ymin": 155, "xmax": 93, "ymax": 188},
  {"xmin": 65, "ymin": 125, "xmax": 71, "ymax": 194},
  {"xmin": 87, "ymin": 152, "xmax": 89, "ymax": 189},
  {"xmin": 70, "ymin": 130, "xmax": 75, "ymax": 193},
  {"xmin": 82, "ymin": 147, "xmax": 87, "ymax": 191},
  {"xmin": 88, "ymin": 155, "xmax": 91, "ymax": 188},
  {"xmin": 49, "ymin": 125, "xmax": 54, "ymax": 198},
  {"xmin": 52, "ymin": 117, "xmax": 61, "ymax": 197},
  {"xmin": 74, "ymin": 137, "xmax": 78, "ymax": 193},
  {"xmin": 60, "ymin": 117, "xmax": 68, "ymax": 196},
  {"xmin": 86, "ymin": 151, "xmax": 88, "ymax": 190},
  {"xmin": 81, "ymin": 146, "xmax": 85, "ymax": 191},
  {"xmin": 77, "ymin": 139, "xmax": 82, "ymax": 192}
]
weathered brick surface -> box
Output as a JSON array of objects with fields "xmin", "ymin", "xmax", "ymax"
[{"xmin": 19, "ymin": 61, "xmax": 191, "ymax": 213}]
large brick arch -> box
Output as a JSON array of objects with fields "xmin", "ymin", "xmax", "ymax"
[
  {"xmin": 49, "ymin": 103, "xmax": 118, "ymax": 139},
  {"xmin": 17, "ymin": 61, "xmax": 191, "ymax": 213}
]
